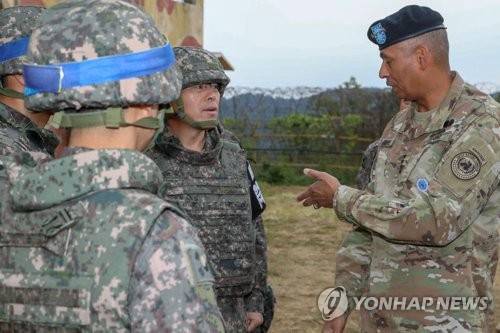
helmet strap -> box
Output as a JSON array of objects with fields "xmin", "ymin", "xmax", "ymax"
[
  {"xmin": 167, "ymin": 98, "xmax": 218, "ymax": 129},
  {"xmin": 48, "ymin": 107, "xmax": 161, "ymax": 130},
  {"xmin": 0, "ymin": 87, "xmax": 24, "ymax": 99}
]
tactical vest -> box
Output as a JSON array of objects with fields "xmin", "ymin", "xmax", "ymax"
[
  {"xmin": 0, "ymin": 189, "xmax": 173, "ymax": 332},
  {"xmin": 156, "ymin": 137, "xmax": 255, "ymax": 297}
]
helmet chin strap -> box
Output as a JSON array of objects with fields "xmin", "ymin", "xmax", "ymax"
[
  {"xmin": 0, "ymin": 87, "xmax": 24, "ymax": 99},
  {"xmin": 48, "ymin": 107, "xmax": 162, "ymax": 130},
  {"xmin": 167, "ymin": 98, "xmax": 218, "ymax": 129}
]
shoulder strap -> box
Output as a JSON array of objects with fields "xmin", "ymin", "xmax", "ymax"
[{"xmin": 220, "ymin": 138, "xmax": 241, "ymax": 151}]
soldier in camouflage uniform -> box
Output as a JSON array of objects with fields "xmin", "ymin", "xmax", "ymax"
[
  {"xmin": 298, "ymin": 5, "xmax": 499, "ymax": 332},
  {"xmin": 0, "ymin": 6, "xmax": 58, "ymax": 192},
  {"xmin": 147, "ymin": 46, "xmax": 271, "ymax": 332},
  {"xmin": 0, "ymin": 1, "xmax": 224, "ymax": 332}
]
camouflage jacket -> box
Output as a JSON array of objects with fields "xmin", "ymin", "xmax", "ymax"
[
  {"xmin": 0, "ymin": 148, "xmax": 224, "ymax": 333},
  {"xmin": 0, "ymin": 102, "xmax": 58, "ymax": 156},
  {"xmin": 0, "ymin": 102, "xmax": 59, "ymax": 206},
  {"xmin": 333, "ymin": 73, "xmax": 500, "ymax": 332},
  {"xmin": 355, "ymin": 139, "xmax": 381, "ymax": 191},
  {"xmin": 148, "ymin": 125, "xmax": 267, "ymax": 315}
]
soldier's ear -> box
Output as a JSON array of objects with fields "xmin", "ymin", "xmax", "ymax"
[{"xmin": 414, "ymin": 45, "xmax": 430, "ymax": 70}]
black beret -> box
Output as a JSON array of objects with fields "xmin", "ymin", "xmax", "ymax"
[{"xmin": 367, "ymin": 5, "xmax": 446, "ymax": 50}]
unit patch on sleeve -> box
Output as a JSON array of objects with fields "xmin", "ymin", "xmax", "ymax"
[{"xmin": 450, "ymin": 152, "xmax": 481, "ymax": 180}]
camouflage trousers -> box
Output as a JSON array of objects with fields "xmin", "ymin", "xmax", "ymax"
[
  {"xmin": 254, "ymin": 285, "xmax": 276, "ymax": 333},
  {"xmin": 217, "ymin": 285, "xmax": 276, "ymax": 333},
  {"xmin": 217, "ymin": 296, "xmax": 246, "ymax": 332}
]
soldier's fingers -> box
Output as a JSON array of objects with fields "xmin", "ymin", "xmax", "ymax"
[
  {"xmin": 247, "ymin": 321, "xmax": 259, "ymax": 332},
  {"xmin": 296, "ymin": 188, "xmax": 312, "ymax": 202},
  {"xmin": 303, "ymin": 168, "xmax": 321, "ymax": 179},
  {"xmin": 298, "ymin": 196, "xmax": 318, "ymax": 208}
]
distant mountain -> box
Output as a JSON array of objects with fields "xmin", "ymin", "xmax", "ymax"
[
  {"xmin": 220, "ymin": 90, "xmax": 311, "ymax": 123},
  {"xmin": 219, "ymin": 86, "xmax": 391, "ymax": 123},
  {"xmin": 223, "ymin": 86, "xmax": 327, "ymax": 99},
  {"xmin": 221, "ymin": 86, "xmax": 500, "ymax": 123}
]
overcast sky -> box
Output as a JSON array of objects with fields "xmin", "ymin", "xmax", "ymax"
[{"xmin": 204, "ymin": 1, "xmax": 500, "ymax": 91}]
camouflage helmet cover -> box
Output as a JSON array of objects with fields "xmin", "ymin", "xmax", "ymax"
[
  {"xmin": 24, "ymin": 0, "xmax": 182, "ymax": 112},
  {"xmin": 173, "ymin": 46, "xmax": 229, "ymax": 94},
  {"xmin": 0, "ymin": 6, "xmax": 44, "ymax": 76}
]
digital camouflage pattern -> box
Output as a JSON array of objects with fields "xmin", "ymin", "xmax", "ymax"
[
  {"xmin": 0, "ymin": 102, "xmax": 59, "ymax": 206},
  {"xmin": 151, "ymin": 126, "xmax": 255, "ymax": 294},
  {"xmin": 0, "ymin": 6, "xmax": 43, "ymax": 75},
  {"xmin": 169, "ymin": 47, "xmax": 230, "ymax": 129},
  {"xmin": 24, "ymin": 0, "xmax": 181, "ymax": 112},
  {"xmin": 0, "ymin": 104, "xmax": 58, "ymax": 157},
  {"xmin": 257, "ymin": 284, "xmax": 276, "ymax": 333},
  {"xmin": 0, "ymin": 5, "xmax": 58, "ymax": 213},
  {"xmin": 334, "ymin": 72, "xmax": 500, "ymax": 332},
  {"xmin": 149, "ymin": 125, "xmax": 269, "ymax": 332},
  {"xmin": 174, "ymin": 46, "xmax": 230, "ymax": 94},
  {"xmin": 0, "ymin": 148, "xmax": 224, "ymax": 332},
  {"xmin": 150, "ymin": 44, "xmax": 269, "ymax": 332},
  {"xmin": 0, "ymin": 0, "xmax": 224, "ymax": 331}
]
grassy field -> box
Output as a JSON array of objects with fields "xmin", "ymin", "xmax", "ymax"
[{"xmin": 262, "ymin": 184, "xmax": 500, "ymax": 333}]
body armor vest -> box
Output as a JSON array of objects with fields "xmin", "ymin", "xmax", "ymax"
[
  {"xmin": 153, "ymin": 131, "xmax": 255, "ymax": 297},
  {"xmin": 0, "ymin": 190, "xmax": 172, "ymax": 332}
]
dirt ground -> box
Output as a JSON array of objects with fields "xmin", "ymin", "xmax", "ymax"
[{"xmin": 262, "ymin": 185, "xmax": 499, "ymax": 333}]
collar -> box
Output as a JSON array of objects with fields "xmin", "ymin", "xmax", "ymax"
[
  {"xmin": 391, "ymin": 71, "xmax": 465, "ymax": 135},
  {"xmin": 155, "ymin": 126, "xmax": 223, "ymax": 165},
  {"xmin": 7, "ymin": 148, "xmax": 163, "ymax": 211}
]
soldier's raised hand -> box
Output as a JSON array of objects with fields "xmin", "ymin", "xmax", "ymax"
[{"xmin": 296, "ymin": 168, "xmax": 341, "ymax": 209}]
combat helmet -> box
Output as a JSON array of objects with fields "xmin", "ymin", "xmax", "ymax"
[
  {"xmin": 169, "ymin": 46, "xmax": 229, "ymax": 129},
  {"xmin": 23, "ymin": 0, "xmax": 182, "ymax": 132},
  {"xmin": 0, "ymin": 6, "xmax": 44, "ymax": 99},
  {"xmin": 174, "ymin": 46, "xmax": 229, "ymax": 95}
]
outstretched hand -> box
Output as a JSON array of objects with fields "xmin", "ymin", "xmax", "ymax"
[{"xmin": 296, "ymin": 168, "xmax": 341, "ymax": 209}]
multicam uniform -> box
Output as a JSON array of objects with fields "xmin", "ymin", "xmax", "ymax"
[
  {"xmin": 334, "ymin": 73, "xmax": 499, "ymax": 332},
  {"xmin": 0, "ymin": 148, "xmax": 224, "ymax": 332},
  {"xmin": 355, "ymin": 139, "xmax": 381, "ymax": 191},
  {"xmin": 149, "ymin": 125, "xmax": 268, "ymax": 332}
]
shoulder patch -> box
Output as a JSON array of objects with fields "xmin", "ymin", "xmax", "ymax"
[
  {"xmin": 181, "ymin": 243, "xmax": 214, "ymax": 286},
  {"xmin": 451, "ymin": 152, "xmax": 481, "ymax": 180}
]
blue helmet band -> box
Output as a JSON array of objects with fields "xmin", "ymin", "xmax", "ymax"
[
  {"xmin": 23, "ymin": 43, "xmax": 175, "ymax": 96},
  {"xmin": 0, "ymin": 37, "xmax": 30, "ymax": 63}
]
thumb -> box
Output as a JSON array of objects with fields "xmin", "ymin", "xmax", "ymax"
[{"xmin": 303, "ymin": 168, "xmax": 323, "ymax": 180}]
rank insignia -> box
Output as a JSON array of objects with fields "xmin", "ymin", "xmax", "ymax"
[{"xmin": 370, "ymin": 23, "xmax": 387, "ymax": 45}]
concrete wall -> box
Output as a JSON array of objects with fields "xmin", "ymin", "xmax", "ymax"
[{"xmin": 0, "ymin": 0, "xmax": 204, "ymax": 47}]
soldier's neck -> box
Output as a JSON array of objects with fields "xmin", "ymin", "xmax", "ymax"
[
  {"xmin": 167, "ymin": 119, "xmax": 206, "ymax": 152},
  {"xmin": 0, "ymin": 97, "xmax": 50, "ymax": 128}
]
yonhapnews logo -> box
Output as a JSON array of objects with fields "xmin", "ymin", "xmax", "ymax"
[
  {"xmin": 317, "ymin": 286, "xmax": 491, "ymax": 320},
  {"xmin": 317, "ymin": 286, "xmax": 348, "ymax": 320}
]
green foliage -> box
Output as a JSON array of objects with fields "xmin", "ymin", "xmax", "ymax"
[
  {"xmin": 267, "ymin": 113, "xmax": 322, "ymax": 133},
  {"xmin": 493, "ymin": 92, "xmax": 500, "ymax": 103},
  {"xmin": 222, "ymin": 77, "xmax": 400, "ymax": 186},
  {"xmin": 343, "ymin": 113, "xmax": 362, "ymax": 136},
  {"xmin": 254, "ymin": 163, "xmax": 359, "ymax": 187},
  {"xmin": 256, "ymin": 163, "xmax": 313, "ymax": 186}
]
